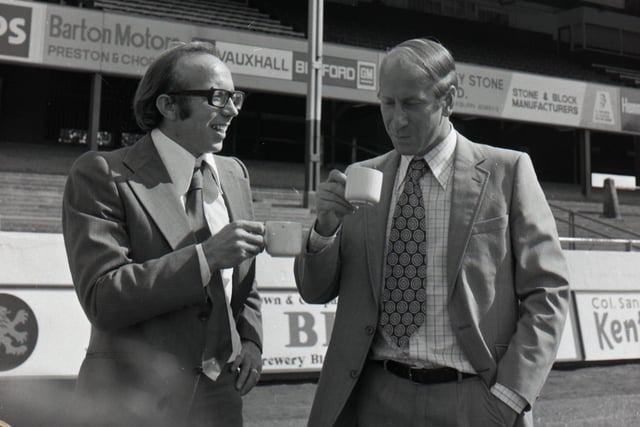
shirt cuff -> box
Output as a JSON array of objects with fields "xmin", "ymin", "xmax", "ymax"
[
  {"xmin": 491, "ymin": 383, "xmax": 527, "ymax": 414},
  {"xmin": 307, "ymin": 224, "xmax": 340, "ymax": 253},
  {"xmin": 196, "ymin": 243, "xmax": 212, "ymax": 287}
]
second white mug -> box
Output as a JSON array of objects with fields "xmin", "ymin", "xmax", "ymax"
[
  {"xmin": 345, "ymin": 166, "xmax": 383, "ymax": 206},
  {"xmin": 264, "ymin": 221, "xmax": 303, "ymax": 257}
]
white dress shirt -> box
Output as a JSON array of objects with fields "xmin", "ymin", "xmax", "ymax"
[{"xmin": 152, "ymin": 129, "xmax": 241, "ymax": 364}]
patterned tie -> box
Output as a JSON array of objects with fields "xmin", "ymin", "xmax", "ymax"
[
  {"xmin": 379, "ymin": 158, "xmax": 429, "ymax": 348},
  {"xmin": 185, "ymin": 159, "xmax": 232, "ymax": 374}
]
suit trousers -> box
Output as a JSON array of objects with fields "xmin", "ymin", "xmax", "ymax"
[
  {"xmin": 186, "ymin": 367, "xmax": 242, "ymax": 427},
  {"xmin": 354, "ymin": 360, "xmax": 522, "ymax": 427}
]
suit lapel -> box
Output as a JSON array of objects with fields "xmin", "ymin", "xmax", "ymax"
[
  {"xmin": 123, "ymin": 135, "xmax": 195, "ymax": 251},
  {"xmin": 216, "ymin": 156, "xmax": 252, "ymax": 312},
  {"xmin": 365, "ymin": 151, "xmax": 400, "ymax": 306},
  {"xmin": 446, "ymin": 135, "xmax": 490, "ymax": 300},
  {"xmin": 216, "ymin": 156, "xmax": 251, "ymax": 223}
]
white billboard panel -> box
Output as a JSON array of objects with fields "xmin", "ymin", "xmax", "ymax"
[{"xmin": 574, "ymin": 292, "xmax": 640, "ymax": 360}]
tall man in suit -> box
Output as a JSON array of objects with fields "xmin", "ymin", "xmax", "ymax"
[
  {"xmin": 63, "ymin": 42, "xmax": 264, "ymax": 426},
  {"xmin": 295, "ymin": 38, "xmax": 569, "ymax": 427}
]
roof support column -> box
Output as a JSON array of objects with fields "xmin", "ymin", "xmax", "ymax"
[
  {"xmin": 580, "ymin": 129, "xmax": 592, "ymax": 198},
  {"xmin": 88, "ymin": 73, "xmax": 102, "ymax": 151},
  {"xmin": 304, "ymin": 0, "xmax": 323, "ymax": 209}
]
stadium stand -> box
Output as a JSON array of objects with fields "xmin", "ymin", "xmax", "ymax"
[
  {"xmin": 0, "ymin": 169, "xmax": 315, "ymax": 234},
  {"xmin": 92, "ymin": 0, "xmax": 304, "ymax": 38},
  {"xmin": 255, "ymin": 0, "xmax": 617, "ymax": 84},
  {"xmin": 1, "ymin": 0, "xmax": 639, "ymax": 239},
  {"xmin": 3, "ymin": 156, "xmax": 640, "ymax": 241}
]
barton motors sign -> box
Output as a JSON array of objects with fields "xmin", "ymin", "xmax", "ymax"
[
  {"xmin": 574, "ymin": 292, "xmax": 640, "ymax": 360},
  {"xmin": 0, "ymin": 293, "xmax": 38, "ymax": 371}
]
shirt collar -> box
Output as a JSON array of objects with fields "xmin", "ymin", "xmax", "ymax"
[
  {"xmin": 397, "ymin": 125, "xmax": 457, "ymax": 189},
  {"xmin": 151, "ymin": 128, "xmax": 220, "ymax": 196}
]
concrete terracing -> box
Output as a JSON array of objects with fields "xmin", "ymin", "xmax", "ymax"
[{"xmin": 1, "ymin": 143, "xmax": 640, "ymax": 238}]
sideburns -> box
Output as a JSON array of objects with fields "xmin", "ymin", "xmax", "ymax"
[{"xmin": 176, "ymin": 97, "xmax": 192, "ymax": 120}]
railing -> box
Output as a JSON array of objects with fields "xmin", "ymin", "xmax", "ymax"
[
  {"xmin": 329, "ymin": 137, "xmax": 383, "ymax": 166},
  {"xmin": 549, "ymin": 202, "xmax": 640, "ymax": 249},
  {"xmin": 559, "ymin": 237, "xmax": 640, "ymax": 252}
]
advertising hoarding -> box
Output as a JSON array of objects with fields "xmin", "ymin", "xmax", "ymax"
[
  {"xmin": 556, "ymin": 311, "xmax": 580, "ymax": 362},
  {"xmin": 0, "ymin": 289, "xmax": 89, "ymax": 376},
  {"xmin": 620, "ymin": 87, "xmax": 640, "ymax": 134},
  {"xmin": 454, "ymin": 63, "xmax": 624, "ymax": 133},
  {"xmin": 574, "ymin": 292, "xmax": 640, "ymax": 360},
  {"xmin": 1, "ymin": 0, "xmax": 637, "ymax": 133},
  {"xmin": 0, "ymin": 0, "xmax": 45, "ymax": 64},
  {"xmin": 6, "ymin": 232, "xmax": 640, "ymax": 375},
  {"xmin": 260, "ymin": 290, "xmax": 335, "ymax": 373},
  {"xmin": 31, "ymin": 0, "xmax": 378, "ymax": 94}
]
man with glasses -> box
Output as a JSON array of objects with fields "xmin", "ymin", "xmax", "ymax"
[
  {"xmin": 295, "ymin": 38, "xmax": 569, "ymax": 426},
  {"xmin": 63, "ymin": 42, "xmax": 264, "ymax": 426}
]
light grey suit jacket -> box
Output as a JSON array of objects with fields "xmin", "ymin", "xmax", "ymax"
[
  {"xmin": 62, "ymin": 135, "xmax": 262, "ymax": 426},
  {"xmin": 295, "ymin": 134, "xmax": 569, "ymax": 427}
]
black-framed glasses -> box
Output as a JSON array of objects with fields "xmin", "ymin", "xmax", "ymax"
[{"xmin": 167, "ymin": 88, "xmax": 245, "ymax": 110}]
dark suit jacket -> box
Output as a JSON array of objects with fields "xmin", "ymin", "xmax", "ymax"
[
  {"xmin": 62, "ymin": 135, "xmax": 262, "ymax": 426},
  {"xmin": 295, "ymin": 134, "xmax": 569, "ymax": 427}
]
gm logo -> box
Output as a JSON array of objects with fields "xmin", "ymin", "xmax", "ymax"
[
  {"xmin": 0, "ymin": 3, "xmax": 31, "ymax": 58},
  {"xmin": 357, "ymin": 61, "xmax": 376, "ymax": 90}
]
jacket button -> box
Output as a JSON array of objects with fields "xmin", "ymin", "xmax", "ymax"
[
  {"xmin": 198, "ymin": 313, "xmax": 209, "ymax": 322},
  {"xmin": 365, "ymin": 325, "xmax": 375, "ymax": 335},
  {"xmin": 350, "ymin": 369, "xmax": 359, "ymax": 379}
]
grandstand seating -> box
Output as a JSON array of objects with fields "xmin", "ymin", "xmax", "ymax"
[
  {"xmin": 3, "ymin": 165, "xmax": 640, "ymax": 243},
  {"xmin": 592, "ymin": 63, "xmax": 640, "ymax": 87},
  {"xmin": 0, "ymin": 170, "xmax": 316, "ymax": 233},
  {"xmin": 262, "ymin": 1, "xmax": 616, "ymax": 85},
  {"xmin": 92, "ymin": 0, "xmax": 304, "ymax": 38},
  {"xmin": 88, "ymin": 0, "xmax": 631, "ymax": 85}
]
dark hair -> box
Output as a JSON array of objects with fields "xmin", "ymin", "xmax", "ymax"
[
  {"xmin": 381, "ymin": 38, "xmax": 458, "ymax": 98},
  {"xmin": 133, "ymin": 41, "xmax": 219, "ymax": 131}
]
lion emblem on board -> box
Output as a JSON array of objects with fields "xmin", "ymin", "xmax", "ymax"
[{"xmin": 0, "ymin": 306, "xmax": 29, "ymax": 356}]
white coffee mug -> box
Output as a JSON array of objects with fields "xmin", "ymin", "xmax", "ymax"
[
  {"xmin": 345, "ymin": 166, "xmax": 383, "ymax": 206},
  {"xmin": 264, "ymin": 221, "xmax": 303, "ymax": 257}
]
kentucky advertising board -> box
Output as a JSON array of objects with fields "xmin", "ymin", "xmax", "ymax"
[{"xmin": 574, "ymin": 292, "xmax": 640, "ymax": 360}]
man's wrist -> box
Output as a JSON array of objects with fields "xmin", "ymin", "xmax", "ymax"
[
  {"xmin": 241, "ymin": 338, "xmax": 262, "ymax": 353},
  {"xmin": 314, "ymin": 217, "xmax": 340, "ymax": 237},
  {"xmin": 200, "ymin": 240, "xmax": 220, "ymax": 271},
  {"xmin": 308, "ymin": 222, "xmax": 340, "ymax": 254},
  {"xmin": 490, "ymin": 383, "xmax": 527, "ymax": 414}
]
